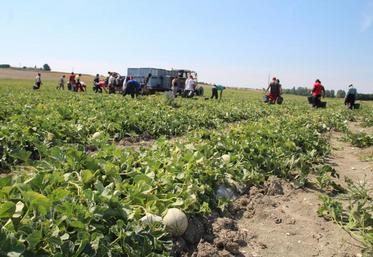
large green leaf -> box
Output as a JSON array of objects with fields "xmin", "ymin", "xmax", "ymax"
[
  {"xmin": 23, "ymin": 191, "xmax": 51, "ymax": 215},
  {"xmin": 0, "ymin": 201, "xmax": 16, "ymax": 219}
]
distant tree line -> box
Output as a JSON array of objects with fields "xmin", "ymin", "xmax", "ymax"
[
  {"xmin": 283, "ymin": 86, "xmax": 373, "ymax": 100},
  {"xmin": 0, "ymin": 64, "xmax": 51, "ymax": 71},
  {"xmin": 356, "ymin": 94, "xmax": 373, "ymax": 101},
  {"xmin": 283, "ymin": 86, "xmax": 337, "ymax": 98}
]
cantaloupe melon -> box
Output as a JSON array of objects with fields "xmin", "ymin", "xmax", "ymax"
[{"xmin": 163, "ymin": 208, "xmax": 188, "ymax": 236}]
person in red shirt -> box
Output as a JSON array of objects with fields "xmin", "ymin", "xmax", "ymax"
[
  {"xmin": 311, "ymin": 79, "xmax": 325, "ymax": 108},
  {"xmin": 68, "ymin": 72, "xmax": 75, "ymax": 91}
]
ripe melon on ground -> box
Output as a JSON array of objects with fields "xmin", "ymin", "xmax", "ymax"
[{"xmin": 163, "ymin": 208, "xmax": 188, "ymax": 236}]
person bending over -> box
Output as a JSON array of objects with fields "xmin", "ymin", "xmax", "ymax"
[{"xmin": 345, "ymin": 84, "xmax": 357, "ymax": 109}]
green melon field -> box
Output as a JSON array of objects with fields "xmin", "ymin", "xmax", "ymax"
[{"xmin": 0, "ymin": 79, "xmax": 372, "ymax": 257}]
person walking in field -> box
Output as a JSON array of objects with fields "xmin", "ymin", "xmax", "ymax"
[
  {"xmin": 33, "ymin": 73, "xmax": 42, "ymax": 90},
  {"xmin": 68, "ymin": 72, "xmax": 75, "ymax": 91},
  {"xmin": 345, "ymin": 84, "xmax": 357, "ymax": 109},
  {"xmin": 184, "ymin": 75, "xmax": 195, "ymax": 98},
  {"xmin": 57, "ymin": 75, "xmax": 65, "ymax": 90},
  {"xmin": 311, "ymin": 79, "xmax": 325, "ymax": 108},
  {"xmin": 266, "ymin": 77, "xmax": 282, "ymax": 104},
  {"xmin": 211, "ymin": 84, "xmax": 225, "ymax": 100}
]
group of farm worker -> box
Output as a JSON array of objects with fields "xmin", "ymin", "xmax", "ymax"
[
  {"xmin": 93, "ymin": 72, "xmax": 143, "ymax": 98},
  {"xmin": 36, "ymin": 72, "xmax": 358, "ymax": 108},
  {"xmin": 171, "ymin": 75, "xmax": 218, "ymax": 98},
  {"xmin": 310, "ymin": 80, "xmax": 358, "ymax": 109},
  {"xmin": 265, "ymin": 77, "xmax": 283, "ymax": 104},
  {"xmin": 265, "ymin": 77, "xmax": 358, "ymax": 109},
  {"xmin": 53, "ymin": 72, "xmax": 86, "ymax": 91},
  {"xmin": 35, "ymin": 72, "xmax": 224, "ymax": 99}
]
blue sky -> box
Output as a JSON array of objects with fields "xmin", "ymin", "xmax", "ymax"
[{"xmin": 1, "ymin": 0, "xmax": 373, "ymax": 93}]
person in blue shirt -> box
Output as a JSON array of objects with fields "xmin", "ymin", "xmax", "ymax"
[
  {"xmin": 345, "ymin": 84, "xmax": 357, "ymax": 109},
  {"xmin": 123, "ymin": 77, "xmax": 140, "ymax": 98}
]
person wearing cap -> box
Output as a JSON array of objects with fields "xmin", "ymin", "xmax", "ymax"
[
  {"xmin": 345, "ymin": 84, "xmax": 357, "ymax": 109},
  {"xmin": 311, "ymin": 79, "xmax": 325, "ymax": 108},
  {"xmin": 266, "ymin": 77, "xmax": 282, "ymax": 104}
]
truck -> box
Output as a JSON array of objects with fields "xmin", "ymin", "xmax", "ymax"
[{"xmin": 127, "ymin": 68, "xmax": 202, "ymax": 95}]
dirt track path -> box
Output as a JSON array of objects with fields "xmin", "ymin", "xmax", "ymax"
[
  {"xmin": 328, "ymin": 128, "xmax": 373, "ymax": 193},
  {"xmin": 237, "ymin": 123, "xmax": 372, "ymax": 257},
  {"xmin": 236, "ymin": 183, "xmax": 362, "ymax": 257},
  {"xmin": 189, "ymin": 123, "xmax": 372, "ymax": 257}
]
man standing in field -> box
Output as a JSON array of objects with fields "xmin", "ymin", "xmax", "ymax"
[
  {"xmin": 68, "ymin": 72, "xmax": 75, "ymax": 91},
  {"xmin": 57, "ymin": 75, "xmax": 65, "ymax": 90},
  {"xmin": 33, "ymin": 73, "xmax": 42, "ymax": 90},
  {"xmin": 108, "ymin": 72, "xmax": 116, "ymax": 94},
  {"xmin": 171, "ymin": 76, "xmax": 179, "ymax": 98},
  {"xmin": 184, "ymin": 75, "xmax": 195, "ymax": 98}
]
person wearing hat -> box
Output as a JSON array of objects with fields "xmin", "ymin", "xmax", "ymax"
[
  {"xmin": 266, "ymin": 77, "xmax": 282, "ymax": 104},
  {"xmin": 311, "ymin": 79, "xmax": 325, "ymax": 108},
  {"xmin": 345, "ymin": 84, "xmax": 357, "ymax": 109}
]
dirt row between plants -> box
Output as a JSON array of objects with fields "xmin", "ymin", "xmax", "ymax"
[
  {"xmin": 171, "ymin": 122, "xmax": 372, "ymax": 257},
  {"xmin": 114, "ymin": 121, "xmax": 246, "ymax": 150}
]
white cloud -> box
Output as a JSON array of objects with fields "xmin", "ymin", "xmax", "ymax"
[{"xmin": 361, "ymin": 14, "xmax": 373, "ymax": 32}]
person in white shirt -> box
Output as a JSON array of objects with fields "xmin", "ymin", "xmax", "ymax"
[
  {"xmin": 184, "ymin": 75, "xmax": 195, "ymax": 98},
  {"xmin": 108, "ymin": 72, "xmax": 116, "ymax": 94},
  {"xmin": 33, "ymin": 73, "xmax": 42, "ymax": 90}
]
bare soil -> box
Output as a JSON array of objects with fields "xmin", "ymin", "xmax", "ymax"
[
  {"xmin": 328, "ymin": 130, "xmax": 373, "ymax": 191},
  {"xmin": 0, "ymin": 68, "xmax": 93, "ymax": 81},
  {"xmin": 179, "ymin": 179, "xmax": 362, "ymax": 257},
  {"xmin": 177, "ymin": 122, "xmax": 372, "ymax": 257}
]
